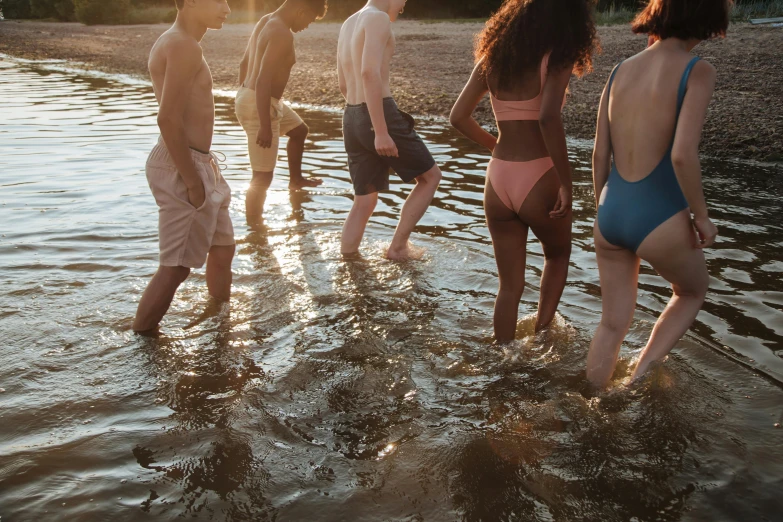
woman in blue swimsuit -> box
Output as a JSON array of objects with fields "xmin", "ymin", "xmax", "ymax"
[{"xmin": 587, "ymin": 0, "xmax": 729, "ymax": 388}]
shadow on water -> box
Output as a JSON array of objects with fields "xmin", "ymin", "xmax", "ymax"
[{"xmin": 1, "ymin": 56, "xmax": 782, "ymax": 521}]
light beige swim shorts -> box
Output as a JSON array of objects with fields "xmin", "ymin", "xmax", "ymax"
[
  {"xmin": 145, "ymin": 137, "xmax": 235, "ymax": 269},
  {"xmin": 235, "ymin": 87, "xmax": 304, "ymax": 172}
]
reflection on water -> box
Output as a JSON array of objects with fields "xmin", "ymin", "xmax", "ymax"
[{"xmin": 1, "ymin": 57, "xmax": 782, "ymax": 521}]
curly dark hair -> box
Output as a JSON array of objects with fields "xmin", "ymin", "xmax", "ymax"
[
  {"xmin": 632, "ymin": 0, "xmax": 730, "ymax": 41},
  {"xmin": 475, "ymin": 0, "xmax": 599, "ymax": 90}
]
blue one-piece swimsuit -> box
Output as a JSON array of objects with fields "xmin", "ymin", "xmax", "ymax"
[{"xmin": 597, "ymin": 56, "xmax": 701, "ymax": 252}]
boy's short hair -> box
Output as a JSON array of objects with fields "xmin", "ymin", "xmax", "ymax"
[
  {"xmin": 300, "ymin": 0, "xmax": 329, "ymax": 20},
  {"xmin": 632, "ymin": 0, "xmax": 730, "ymax": 41}
]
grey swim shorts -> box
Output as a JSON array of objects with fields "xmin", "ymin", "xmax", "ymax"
[{"xmin": 342, "ymin": 98, "xmax": 436, "ymax": 196}]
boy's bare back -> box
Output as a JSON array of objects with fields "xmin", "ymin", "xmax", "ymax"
[
  {"xmin": 338, "ymin": 7, "xmax": 394, "ymax": 104},
  {"xmin": 149, "ymin": 28, "xmax": 215, "ymax": 153},
  {"xmin": 240, "ymin": 15, "xmax": 296, "ymax": 98}
]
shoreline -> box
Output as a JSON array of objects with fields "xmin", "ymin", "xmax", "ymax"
[{"xmin": 1, "ymin": 19, "xmax": 781, "ymax": 163}]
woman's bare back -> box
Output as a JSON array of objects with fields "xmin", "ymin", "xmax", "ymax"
[{"xmin": 609, "ymin": 48, "xmax": 701, "ymax": 182}]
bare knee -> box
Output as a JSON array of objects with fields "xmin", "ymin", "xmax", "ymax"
[
  {"xmin": 599, "ymin": 313, "xmax": 633, "ymax": 338},
  {"xmin": 673, "ymin": 274, "xmax": 709, "ymax": 303},
  {"xmin": 158, "ymin": 265, "xmax": 191, "ymax": 285},
  {"xmin": 209, "ymin": 245, "xmax": 236, "ymax": 269},
  {"xmin": 498, "ymin": 279, "xmax": 525, "ymax": 302},
  {"xmin": 250, "ymin": 171, "xmax": 273, "ymax": 190},
  {"xmin": 353, "ymin": 193, "xmax": 379, "ymax": 214},
  {"xmin": 287, "ymin": 123, "xmax": 309, "ymax": 143},
  {"xmin": 415, "ymin": 165, "xmax": 442, "ymax": 187},
  {"xmin": 543, "ymin": 242, "xmax": 572, "ymax": 262}
]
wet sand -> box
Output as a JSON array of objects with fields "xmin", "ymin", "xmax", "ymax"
[{"xmin": 0, "ymin": 19, "xmax": 781, "ymax": 162}]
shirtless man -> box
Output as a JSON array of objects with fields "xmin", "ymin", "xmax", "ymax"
[
  {"xmin": 236, "ymin": 0, "xmax": 328, "ymax": 226},
  {"xmin": 133, "ymin": 0, "xmax": 235, "ymax": 333},
  {"xmin": 338, "ymin": 0, "xmax": 443, "ymax": 260}
]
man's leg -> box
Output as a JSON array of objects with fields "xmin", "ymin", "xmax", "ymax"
[
  {"xmin": 242, "ymin": 101, "xmax": 281, "ymax": 227},
  {"xmin": 246, "ymin": 170, "xmax": 273, "ymax": 227},
  {"xmin": 341, "ymin": 192, "xmax": 379, "ymax": 255},
  {"xmin": 285, "ymin": 123, "xmax": 322, "ymax": 190},
  {"xmin": 133, "ymin": 266, "xmax": 191, "ymax": 333},
  {"xmin": 206, "ymin": 244, "xmax": 236, "ymax": 302},
  {"xmin": 387, "ymin": 164, "xmax": 442, "ymax": 260}
]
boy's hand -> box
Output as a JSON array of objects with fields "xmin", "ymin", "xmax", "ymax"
[
  {"xmin": 187, "ymin": 181, "xmax": 206, "ymax": 210},
  {"xmin": 256, "ymin": 126, "xmax": 273, "ymax": 149},
  {"xmin": 375, "ymin": 132, "xmax": 399, "ymax": 157}
]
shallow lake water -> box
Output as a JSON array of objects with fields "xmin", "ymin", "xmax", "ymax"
[{"xmin": 1, "ymin": 56, "xmax": 782, "ymax": 521}]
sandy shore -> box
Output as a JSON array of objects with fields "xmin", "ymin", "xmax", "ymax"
[{"xmin": 1, "ymin": 19, "xmax": 781, "ymax": 162}]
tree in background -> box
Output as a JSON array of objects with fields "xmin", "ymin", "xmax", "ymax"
[
  {"xmin": 1, "ymin": 0, "xmax": 33, "ymax": 19},
  {"xmin": 30, "ymin": 0, "xmax": 74, "ymax": 20},
  {"xmin": 73, "ymin": 0, "xmax": 131, "ymax": 24}
]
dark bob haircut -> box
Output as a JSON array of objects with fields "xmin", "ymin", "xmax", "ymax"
[
  {"xmin": 475, "ymin": 0, "xmax": 599, "ymax": 90},
  {"xmin": 632, "ymin": 0, "xmax": 731, "ymax": 41}
]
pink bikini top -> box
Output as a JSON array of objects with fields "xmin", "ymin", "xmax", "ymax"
[{"xmin": 489, "ymin": 53, "xmax": 567, "ymax": 122}]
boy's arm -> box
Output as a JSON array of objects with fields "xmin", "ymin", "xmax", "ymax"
[
  {"xmin": 239, "ymin": 23, "xmax": 261, "ymax": 86},
  {"xmin": 157, "ymin": 39, "xmax": 205, "ymax": 208},
  {"xmin": 254, "ymin": 30, "xmax": 292, "ymax": 149},
  {"xmin": 337, "ymin": 50, "xmax": 348, "ymax": 99},
  {"xmin": 360, "ymin": 13, "xmax": 397, "ymax": 157},
  {"xmin": 239, "ymin": 48, "xmax": 250, "ymax": 86}
]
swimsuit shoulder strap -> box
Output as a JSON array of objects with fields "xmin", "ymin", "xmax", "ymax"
[
  {"xmin": 606, "ymin": 61, "xmax": 624, "ymax": 98},
  {"xmin": 676, "ymin": 56, "xmax": 701, "ymax": 118}
]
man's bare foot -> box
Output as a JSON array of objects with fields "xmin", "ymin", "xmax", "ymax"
[
  {"xmin": 385, "ymin": 242, "xmax": 425, "ymax": 261},
  {"xmin": 289, "ymin": 177, "xmax": 323, "ymax": 190}
]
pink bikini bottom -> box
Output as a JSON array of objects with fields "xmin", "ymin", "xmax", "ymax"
[{"xmin": 487, "ymin": 157, "xmax": 555, "ymax": 212}]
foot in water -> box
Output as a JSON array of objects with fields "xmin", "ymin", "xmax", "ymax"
[
  {"xmin": 289, "ymin": 177, "xmax": 323, "ymax": 190},
  {"xmin": 385, "ymin": 242, "xmax": 425, "ymax": 261}
]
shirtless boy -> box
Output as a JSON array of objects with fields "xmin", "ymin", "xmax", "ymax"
[
  {"xmin": 338, "ymin": 0, "xmax": 442, "ymax": 259},
  {"xmin": 133, "ymin": 0, "xmax": 235, "ymax": 333},
  {"xmin": 236, "ymin": 0, "xmax": 328, "ymax": 226}
]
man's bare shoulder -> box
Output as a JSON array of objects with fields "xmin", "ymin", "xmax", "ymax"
[
  {"xmin": 253, "ymin": 13, "xmax": 272, "ymax": 31},
  {"xmin": 260, "ymin": 17, "xmax": 294, "ymax": 42},
  {"xmin": 338, "ymin": 12, "xmax": 358, "ymax": 40},
  {"xmin": 357, "ymin": 8, "xmax": 391, "ymax": 30},
  {"xmin": 153, "ymin": 28, "xmax": 203, "ymax": 61}
]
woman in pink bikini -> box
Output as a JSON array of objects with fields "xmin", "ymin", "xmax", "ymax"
[{"xmin": 450, "ymin": 0, "xmax": 597, "ymax": 343}]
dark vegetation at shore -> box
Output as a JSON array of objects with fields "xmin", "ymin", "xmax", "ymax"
[{"xmin": 2, "ymin": 0, "xmax": 782, "ymax": 25}]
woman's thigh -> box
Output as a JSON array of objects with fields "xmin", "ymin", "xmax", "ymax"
[
  {"xmin": 521, "ymin": 168, "xmax": 571, "ymax": 255},
  {"xmin": 594, "ymin": 222, "xmax": 641, "ymax": 322},
  {"xmin": 636, "ymin": 210, "xmax": 709, "ymax": 295},
  {"xmin": 485, "ymin": 177, "xmax": 528, "ymax": 288}
]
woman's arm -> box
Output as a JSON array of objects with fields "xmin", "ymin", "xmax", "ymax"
[
  {"xmin": 449, "ymin": 59, "xmax": 497, "ymax": 152},
  {"xmin": 539, "ymin": 63, "xmax": 575, "ymax": 218},
  {"xmin": 592, "ymin": 75, "xmax": 612, "ymax": 208},
  {"xmin": 671, "ymin": 60, "xmax": 718, "ymax": 248}
]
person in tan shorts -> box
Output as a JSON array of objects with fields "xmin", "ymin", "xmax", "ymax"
[
  {"xmin": 235, "ymin": 95, "xmax": 305, "ymax": 174},
  {"xmin": 133, "ymin": 0, "xmax": 235, "ymax": 333},
  {"xmin": 236, "ymin": 0, "xmax": 328, "ymax": 226}
]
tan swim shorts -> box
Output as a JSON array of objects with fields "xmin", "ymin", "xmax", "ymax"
[
  {"xmin": 235, "ymin": 87, "xmax": 304, "ymax": 172},
  {"xmin": 145, "ymin": 137, "xmax": 235, "ymax": 269}
]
